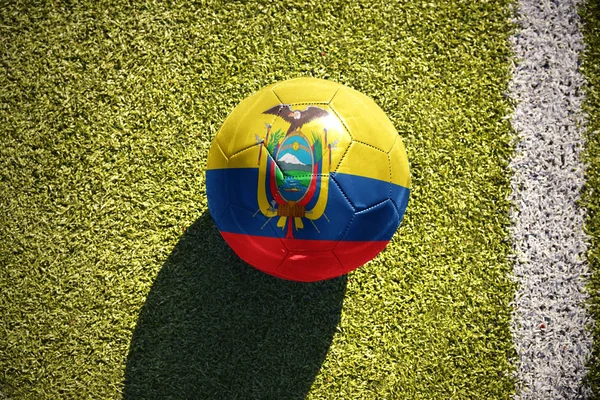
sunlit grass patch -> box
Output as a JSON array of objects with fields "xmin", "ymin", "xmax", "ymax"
[{"xmin": 0, "ymin": 1, "xmax": 515, "ymax": 398}]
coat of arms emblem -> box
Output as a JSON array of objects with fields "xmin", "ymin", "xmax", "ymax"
[{"xmin": 255, "ymin": 104, "xmax": 338, "ymax": 239}]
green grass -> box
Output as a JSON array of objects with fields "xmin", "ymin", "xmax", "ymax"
[
  {"xmin": 582, "ymin": 0, "xmax": 600, "ymax": 395},
  {"xmin": 0, "ymin": 0, "xmax": 516, "ymax": 398}
]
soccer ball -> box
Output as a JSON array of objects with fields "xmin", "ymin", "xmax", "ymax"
[{"xmin": 206, "ymin": 77, "xmax": 410, "ymax": 282}]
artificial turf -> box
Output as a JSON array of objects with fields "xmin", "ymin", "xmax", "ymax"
[
  {"xmin": 582, "ymin": 0, "xmax": 600, "ymax": 395},
  {"xmin": 1, "ymin": 0, "xmax": 516, "ymax": 398}
]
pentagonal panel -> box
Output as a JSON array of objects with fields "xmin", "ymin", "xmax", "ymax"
[
  {"xmin": 340, "ymin": 199, "xmax": 400, "ymax": 242},
  {"xmin": 330, "ymin": 85, "xmax": 397, "ymax": 153},
  {"xmin": 216, "ymin": 88, "xmax": 280, "ymax": 158},
  {"xmin": 272, "ymin": 77, "xmax": 341, "ymax": 104}
]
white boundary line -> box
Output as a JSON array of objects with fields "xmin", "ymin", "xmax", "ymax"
[{"xmin": 508, "ymin": 0, "xmax": 593, "ymax": 398}]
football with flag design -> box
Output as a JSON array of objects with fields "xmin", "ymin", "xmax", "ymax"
[{"xmin": 206, "ymin": 77, "xmax": 410, "ymax": 282}]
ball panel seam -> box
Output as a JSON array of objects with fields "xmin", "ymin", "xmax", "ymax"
[
  {"xmin": 329, "ymin": 174, "xmax": 357, "ymax": 212},
  {"xmin": 228, "ymin": 142, "xmax": 263, "ymax": 160},
  {"xmin": 328, "ymin": 176, "xmax": 357, "ymax": 246},
  {"xmin": 330, "ymin": 107, "xmax": 354, "ymax": 141},
  {"xmin": 327, "ymin": 86, "xmax": 342, "ymax": 104},
  {"xmin": 353, "ymin": 139, "xmax": 388, "ymax": 154}
]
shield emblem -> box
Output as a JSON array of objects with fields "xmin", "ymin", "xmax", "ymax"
[{"xmin": 275, "ymin": 133, "xmax": 314, "ymax": 203}]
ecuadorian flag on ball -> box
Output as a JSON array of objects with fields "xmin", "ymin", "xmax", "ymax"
[{"xmin": 206, "ymin": 78, "xmax": 410, "ymax": 282}]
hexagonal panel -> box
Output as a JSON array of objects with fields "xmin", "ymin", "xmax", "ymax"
[
  {"xmin": 228, "ymin": 143, "xmax": 261, "ymax": 169},
  {"xmin": 333, "ymin": 240, "xmax": 389, "ymax": 275},
  {"xmin": 261, "ymin": 104, "xmax": 351, "ymax": 174},
  {"xmin": 389, "ymin": 137, "xmax": 410, "ymax": 189},
  {"xmin": 271, "ymin": 77, "xmax": 341, "ymax": 104},
  {"xmin": 216, "ymin": 88, "xmax": 280, "ymax": 158},
  {"xmin": 224, "ymin": 163, "xmax": 261, "ymax": 213},
  {"xmin": 330, "ymin": 85, "xmax": 397, "ymax": 153},
  {"xmin": 277, "ymin": 250, "xmax": 343, "ymax": 282},
  {"xmin": 333, "ymin": 199, "xmax": 400, "ymax": 273},
  {"xmin": 317, "ymin": 110, "xmax": 352, "ymax": 173},
  {"xmin": 335, "ymin": 141, "xmax": 390, "ymax": 188},
  {"xmin": 206, "ymin": 140, "xmax": 228, "ymax": 170},
  {"xmin": 331, "ymin": 171, "xmax": 391, "ymax": 212},
  {"xmin": 206, "ymin": 167, "xmax": 230, "ymax": 225},
  {"xmin": 219, "ymin": 204, "xmax": 288, "ymax": 277},
  {"xmin": 390, "ymin": 183, "xmax": 410, "ymax": 224}
]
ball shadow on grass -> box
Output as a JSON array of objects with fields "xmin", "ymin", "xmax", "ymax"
[{"xmin": 123, "ymin": 212, "xmax": 347, "ymax": 399}]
